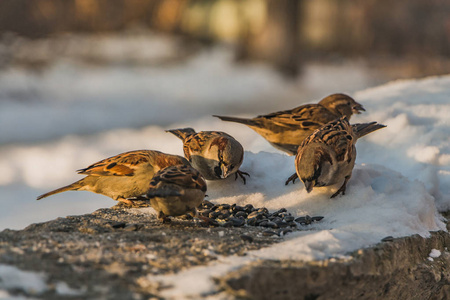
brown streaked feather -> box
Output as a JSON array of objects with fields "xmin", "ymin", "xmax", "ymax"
[
  {"xmin": 184, "ymin": 131, "xmax": 232, "ymax": 156},
  {"xmin": 149, "ymin": 165, "xmax": 207, "ymax": 192},
  {"xmin": 315, "ymin": 147, "xmax": 333, "ymax": 166},
  {"xmin": 77, "ymin": 151, "xmax": 151, "ymax": 176},
  {"xmin": 185, "ymin": 134, "xmax": 206, "ymax": 152},
  {"xmin": 261, "ymin": 104, "xmax": 339, "ymax": 127},
  {"xmin": 300, "ymin": 117, "xmax": 355, "ymax": 164},
  {"xmin": 215, "ymin": 94, "xmax": 363, "ymax": 156},
  {"xmin": 154, "ymin": 152, "xmax": 189, "ymax": 170},
  {"xmin": 209, "ymin": 136, "xmax": 228, "ymax": 151},
  {"xmin": 77, "ymin": 150, "xmax": 187, "ymax": 177}
]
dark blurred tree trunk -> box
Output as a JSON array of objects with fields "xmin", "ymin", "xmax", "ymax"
[
  {"xmin": 267, "ymin": 0, "xmax": 300, "ymax": 77},
  {"xmin": 237, "ymin": 0, "xmax": 301, "ymax": 78}
]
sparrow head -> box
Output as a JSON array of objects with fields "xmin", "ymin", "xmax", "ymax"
[
  {"xmin": 319, "ymin": 93, "xmax": 365, "ymax": 118},
  {"xmin": 297, "ymin": 143, "xmax": 333, "ymax": 193},
  {"xmin": 210, "ymin": 136, "xmax": 244, "ymax": 179},
  {"xmin": 303, "ymin": 179, "xmax": 315, "ymax": 193}
]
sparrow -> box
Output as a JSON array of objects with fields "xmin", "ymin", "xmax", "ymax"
[
  {"xmin": 166, "ymin": 128, "xmax": 250, "ymax": 183},
  {"xmin": 214, "ymin": 93, "xmax": 365, "ymax": 155},
  {"xmin": 135, "ymin": 164, "xmax": 207, "ymax": 223},
  {"xmin": 36, "ymin": 150, "xmax": 190, "ymax": 205},
  {"xmin": 285, "ymin": 117, "xmax": 386, "ymax": 198}
]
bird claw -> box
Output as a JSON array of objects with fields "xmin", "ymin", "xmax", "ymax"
[
  {"xmin": 118, "ymin": 198, "xmax": 135, "ymax": 206},
  {"xmin": 158, "ymin": 211, "xmax": 171, "ymax": 223},
  {"xmin": 235, "ymin": 170, "xmax": 250, "ymax": 184},
  {"xmin": 330, "ymin": 188, "xmax": 345, "ymax": 199},
  {"xmin": 285, "ymin": 173, "xmax": 298, "ymax": 185},
  {"xmin": 330, "ymin": 176, "xmax": 350, "ymax": 198}
]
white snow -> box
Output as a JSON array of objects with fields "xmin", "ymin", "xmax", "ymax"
[
  {"xmin": 429, "ymin": 248, "xmax": 442, "ymax": 258},
  {"xmin": 354, "ymin": 76, "xmax": 450, "ymax": 211},
  {"xmin": 0, "ymin": 264, "xmax": 47, "ymax": 296},
  {"xmin": 0, "ymin": 35, "xmax": 449, "ymax": 299},
  {"xmin": 0, "ymin": 264, "xmax": 86, "ymax": 298}
]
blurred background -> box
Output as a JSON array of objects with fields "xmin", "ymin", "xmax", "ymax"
[{"xmin": 1, "ymin": 0, "xmax": 450, "ymax": 229}]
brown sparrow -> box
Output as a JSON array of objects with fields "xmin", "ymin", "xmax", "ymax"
[
  {"xmin": 214, "ymin": 93, "xmax": 365, "ymax": 155},
  {"xmin": 286, "ymin": 117, "xmax": 386, "ymax": 198},
  {"xmin": 36, "ymin": 150, "xmax": 189, "ymax": 205},
  {"xmin": 137, "ymin": 164, "xmax": 207, "ymax": 223},
  {"xmin": 166, "ymin": 128, "xmax": 249, "ymax": 183}
]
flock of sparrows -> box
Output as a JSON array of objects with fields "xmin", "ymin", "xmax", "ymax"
[{"xmin": 37, "ymin": 93, "xmax": 386, "ymax": 223}]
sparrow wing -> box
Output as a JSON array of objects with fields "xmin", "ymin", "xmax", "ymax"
[
  {"xmin": 77, "ymin": 150, "xmax": 187, "ymax": 177},
  {"xmin": 257, "ymin": 104, "xmax": 339, "ymax": 131},
  {"xmin": 77, "ymin": 150, "xmax": 154, "ymax": 176}
]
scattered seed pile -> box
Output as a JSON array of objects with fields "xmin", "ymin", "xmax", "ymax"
[{"xmin": 195, "ymin": 200, "xmax": 323, "ymax": 234}]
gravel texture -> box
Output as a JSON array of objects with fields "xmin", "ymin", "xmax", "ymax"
[
  {"xmin": 0, "ymin": 204, "xmax": 321, "ymax": 299},
  {"xmin": 0, "ymin": 206, "xmax": 448, "ymax": 300}
]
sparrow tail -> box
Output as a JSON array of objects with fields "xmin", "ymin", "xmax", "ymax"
[
  {"xmin": 36, "ymin": 182, "xmax": 79, "ymax": 200},
  {"xmin": 166, "ymin": 128, "xmax": 196, "ymax": 140},
  {"xmin": 213, "ymin": 115, "xmax": 257, "ymax": 126},
  {"xmin": 353, "ymin": 122, "xmax": 386, "ymax": 139}
]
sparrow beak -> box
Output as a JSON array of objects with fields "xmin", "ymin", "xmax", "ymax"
[
  {"xmin": 214, "ymin": 166, "xmax": 223, "ymax": 178},
  {"xmin": 221, "ymin": 164, "xmax": 230, "ymax": 179},
  {"xmin": 352, "ymin": 102, "xmax": 365, "ymax": 114},
  {"xmin": 303, "ymin": 180, "xmax": 314, "ymax": 193}
]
